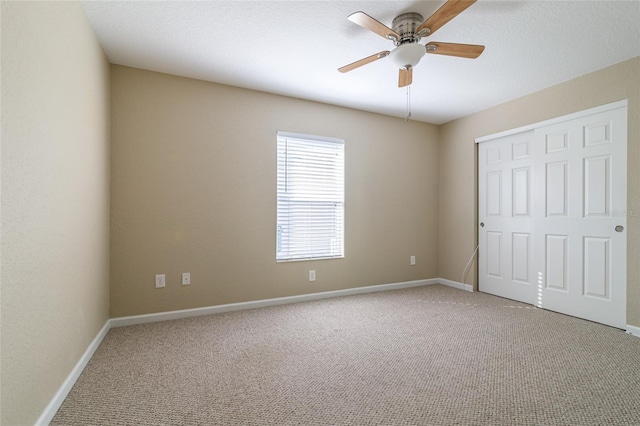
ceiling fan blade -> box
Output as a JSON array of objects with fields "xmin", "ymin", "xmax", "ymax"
[
  {"xmin": 348, "ymin": 11, "xmax": 400, "ymax": 41},
  {"xmin": 426, "ymin": 42, "xmax": 485, "ymax": 58},
  {"xmin": 416, "ymin": 0, "xmax": 476, "ymax": 36},
  {"xmin": 398, "ymin": 68, "xmax": 413, "ymax": 87},
  {"xmin": 338, "ymin": 51, "xmax": 390, "ymax": 73}
]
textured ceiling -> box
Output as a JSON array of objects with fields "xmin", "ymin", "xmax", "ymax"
[{"xmin": 82, "ymin": 1, "xmax": 640, "ymax": 124}]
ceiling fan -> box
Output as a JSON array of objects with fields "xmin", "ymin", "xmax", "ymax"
[{"xmin": 338, "ymin": 0, "xmax": 485, "ymax": 87}]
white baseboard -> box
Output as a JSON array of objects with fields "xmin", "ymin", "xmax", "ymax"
[
  {"xmin": 111, "ymin": 278, "xmax": 441, "ymax": 327},
  {"xmin": 35, "ymin": 320, "xmax": 111, "ymax": 426},
  {"xmin": 626, "ymin": 324, "xmax": 640, "ymax": 338},
  {"xmin": 438, "ymin": 278, "xmax": 474, "ymax": 292}
]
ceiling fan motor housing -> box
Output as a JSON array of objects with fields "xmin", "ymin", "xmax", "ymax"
[
  {"xmin": 392, "ymin": 12, "xmax": 424, "ymax": 45},
  {"xmin": 389, "ymin": 12, "xmax": 426, "ymax": 69}
]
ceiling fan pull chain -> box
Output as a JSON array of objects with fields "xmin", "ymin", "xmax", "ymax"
[{"xmin": 406, "ymin": 84, "xmax": 412, "ymax": 121}]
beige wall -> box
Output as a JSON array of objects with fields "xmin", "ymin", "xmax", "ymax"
[
  {"xmin": 439, "ymin": 57, "xmax": 640, "ymax": 326},
  {"xmin": 110, "ymin": 66, "xmax": 440, "ymax": 317},
  {"xmin": 1, "ymin": 2, "xmax": 111, "ymax": 424}
]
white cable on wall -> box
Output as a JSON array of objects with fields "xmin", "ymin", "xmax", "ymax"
[{"xmin": 461, "ymin": 245, "xmax": 479, "ymax": 285}]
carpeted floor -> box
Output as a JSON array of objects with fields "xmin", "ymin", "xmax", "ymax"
[{"xmin": 52, "ymin": 285, "xmax": 640, "ymax": 425}]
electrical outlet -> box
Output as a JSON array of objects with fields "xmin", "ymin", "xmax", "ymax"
[
  {"xmin": 410, "ymin": 256, "xmax": 416, "ymax": 266},
  {"xmin": 182, "ymin": 272, "xmax": 191, "ymax": 285},
  {"xmin": 309, "ymin": 270, "xmax": 316, "ymax": 282},
  {"xmin": 155, "ymin": 274, "xmax": 166, "ymax": 288}
]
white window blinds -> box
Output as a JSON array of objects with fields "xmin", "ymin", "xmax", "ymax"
[{"xmin": 276, "ymin": 132, "xmax": 345, "ymax": 261}]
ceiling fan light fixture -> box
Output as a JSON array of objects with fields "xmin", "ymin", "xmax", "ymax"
[{"xmin": 389, "ymin": 43, "xmax": 425, "ymax": 69}]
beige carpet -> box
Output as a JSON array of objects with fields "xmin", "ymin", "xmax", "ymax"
[{"xmin": 52, "ymin": 285, "xmax": 640, "ymax": 425}]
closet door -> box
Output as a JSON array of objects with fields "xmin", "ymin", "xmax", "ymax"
[
  {"xmin": 478, "ymin": 131, "xmax": 535, "ymax": 304},
  {"xmin": 533, "ymin": 107, "xmax": 627, "ymax": 328}
]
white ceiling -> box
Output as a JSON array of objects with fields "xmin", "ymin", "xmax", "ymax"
[{"xmin": 81, "ymin": 1, "xmax": 640, "ymax": 124}]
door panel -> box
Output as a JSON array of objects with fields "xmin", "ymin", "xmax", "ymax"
[
  {"xmin": 545, "ymin": 234, "xmax": 568, "ymax": 291},
  {"xmin": 545, "ymin": 131, "xmax": 569, "ymax": 153},
  {"xmin": 583, "ymin": 120, "xmax": 611, "ymax": 147},
  {"xmin": 512, "ymin": 233, "xmax": 530, "ymax": 283},
  {"xmin": 532, "ymin": 107, "xmax": 626, "ymax": 328},
  {"xmin": 479, "ymin": 105, "xmax": 627, "ymax": 329},
  {"xmin": 512, "ymin": 167, "xmax": 530, "ymax": 216},
  {"xmin": 479, "ymin": 130, "xmax": 534, "ymax": 304},
  {"xmin": 582, "ymin": 237, "xmax": 610, "ymax": 299},
  {"xmin": 486, "ymin": 171, "xmax": 503, "ymax": 216},
  {"xmin": 486, "ymin": 232, "xmax": 502, "ymax": 278},
  {"xmin": 583, "ymin": 155, "xmax": 610, "ymax": 217},
  {"xmin": 545, "ymin": 161, "xmax": 568, "ymax": 216}
]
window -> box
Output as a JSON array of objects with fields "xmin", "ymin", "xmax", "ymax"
[{"xmin": 276, "ymin": 131, "xmax": 344, "ymax": 261}]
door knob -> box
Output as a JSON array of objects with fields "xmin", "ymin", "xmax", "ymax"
[
  {"xmin": 480, "ymin": 222, "xmax": 485, "ymax": 227},
  {"xmin": 615, "ymin": 225, "xmax": 624, "ymax": 232}
]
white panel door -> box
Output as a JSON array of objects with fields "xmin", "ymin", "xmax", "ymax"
[
  {"xmin": 479, "ymin": 131, "xmax": 535, "ymax": 304},
  {"xmin": 532, "ymin": 107, "xmax": 627, "ymax": 328}
]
